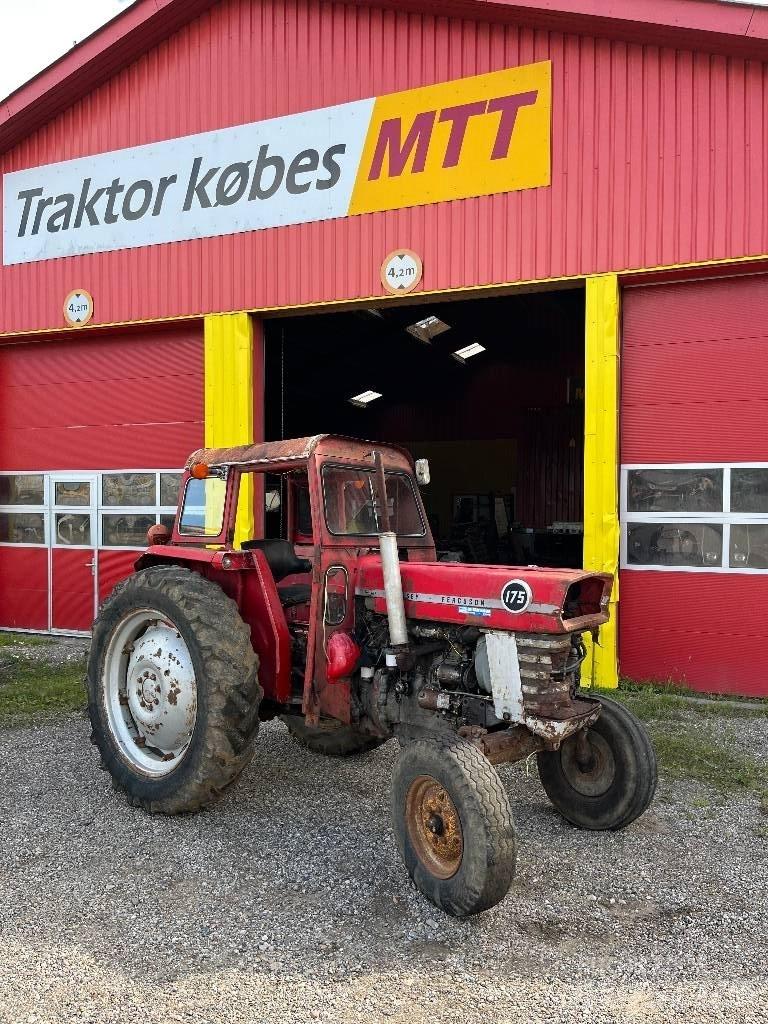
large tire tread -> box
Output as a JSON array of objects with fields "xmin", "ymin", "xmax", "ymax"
[
  {"xmin": 537, "ymin": 695, "xmax": 657, "ymax": 832},
  {"xmin": 391, "ymin": 736, "xmax": 516, "ymax": 917},
  {"xmin": 88, "ymin": 565, "xmax": 262, "ymax": 815}
]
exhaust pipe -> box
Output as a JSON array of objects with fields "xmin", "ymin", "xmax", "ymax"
[
  {"xmin": 373, "ymin": 451, "xmax": 408, "ymax": 649},
  {"xmin": 379, "ymin": 531, "xmax": 408, "ymax": 647}
]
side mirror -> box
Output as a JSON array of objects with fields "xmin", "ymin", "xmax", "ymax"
[
  {"xmin": 415, "ymin": 459, "xmax": 431, "ymax": 486},
  {"xmin": 265, "ymin": 489, "xmax": 281, "ymax": 512}
]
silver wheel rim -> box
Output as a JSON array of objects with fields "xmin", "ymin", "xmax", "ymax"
[{"xmin": 102, "ymin": 608, "xmax": 198, "ymax": 777}]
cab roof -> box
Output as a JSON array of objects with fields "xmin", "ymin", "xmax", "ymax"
[{"xmin": 184, "ymin": 435, "xmax": 414, "ymax": 471}]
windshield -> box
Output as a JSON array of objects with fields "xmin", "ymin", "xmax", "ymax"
[{"xmin": 322, "ymin": 465, "xmax": 425, "ymax": 537}]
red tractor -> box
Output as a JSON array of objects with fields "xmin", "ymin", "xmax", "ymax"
[{"xmin": 87, "ymin": 435, "xmax": 656, "ymax": 917}]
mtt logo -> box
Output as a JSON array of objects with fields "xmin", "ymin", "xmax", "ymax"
[
  {"xmin": 3, "ymin": 61, "xmax": 550, "ymax": 266},
  {"xmin": 350, "ymin": 61, "xmax": 551, "ymax": 214}
]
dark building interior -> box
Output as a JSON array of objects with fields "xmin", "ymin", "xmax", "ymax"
[{"xmin": 264, "ymin": 286, "xmax": 585, "ymax": 567}]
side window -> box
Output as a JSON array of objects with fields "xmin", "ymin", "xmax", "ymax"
[{"xmin": 293, "ymin": 475, "xmax": 313, "ymax": 539}]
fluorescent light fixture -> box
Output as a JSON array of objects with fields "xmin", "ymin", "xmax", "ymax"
[
  {"xmin": 349, "ymin": 389, "xmax": 382, "ymax": 408},
  {"xmin": 452, "ymin": 342, "xmax": 486, "ymax": 364},
  {"xmin": 406, "ymin": 315, "xmax": 451, "ymax": 344}
]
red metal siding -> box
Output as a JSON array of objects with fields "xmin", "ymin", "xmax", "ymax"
[
  {"xmin": 3, "ymin": 0, "xmax": 768, "ymax": 333},
  {"xmin": 0, "ymin": 324, "xmax": 204, "ymax": 470},
  {"xmin": 620, "ymin": 275, "xmax": 768, "ymax": 696}
]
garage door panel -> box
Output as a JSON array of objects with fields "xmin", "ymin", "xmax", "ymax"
[
  {"xmin": 622, "ymin": 398, "xmax": 768, "ymax": 463},
  {"xmin": 620, "ymin": 275, "xmax": 768, "ymax": 696},
  {"xmin": 0, "ymin": 325, "xmax": 203, "ymax": 633},
  {"xmin": 0, "ymin": 548, "xmax": 48, "ymax": 630},
  {"xmin": 622, "ymin": 336, "xmax": 768, "ymax": 404},
  {"xmin": 0, "ymin": 423, "xmax": 202, "ymax": 472},
  {"xmin": 622, "ymin": 277, "xmax": 768, "ymax": 347},
  {"xmin": 0, "ymin": 373, "xmax": 202, "ymax": 431},
  {"xmin": 621, "ymin": 571, "xmax": 768, "ymax": 696},
  {"xmin": 0, "ymin": 330, "xmax": 202, "ymax": 388}
]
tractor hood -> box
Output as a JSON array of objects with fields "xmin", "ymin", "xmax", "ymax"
[{"xmin": 356, "ymin": 557, "xmax": 613, "ymax": 634}]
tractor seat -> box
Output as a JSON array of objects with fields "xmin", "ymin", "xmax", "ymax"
[
  {"xmin": 277, "ymin": 583, "xmax": 312, "ymax": 609},
  {"xmin": 241, "ymin": 538, "xmax": 312, "ymax": 582}
]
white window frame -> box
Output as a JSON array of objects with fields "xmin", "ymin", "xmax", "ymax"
[
  {"xmin": 0, "ymin": 473, "xmax": 49, "ymax": 547},
  {"xmin": 98, "ymin": 469, "xmax": 182, "ymax": 550},
  {"xmin": 621, "ymin": 462, "xmax": 768, "ymax": 574},
  {"xmin": 0, "ymin": 470, "xmax": 183, "ymax": 550}
]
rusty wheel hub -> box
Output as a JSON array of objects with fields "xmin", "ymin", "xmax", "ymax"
[
  {"xmin": 560, "ymin": 729, "xmax": 616, "ymax": 797},
  {"xmin": 405, "ymin": 775, "xmax": 463, "ymax": 879}
]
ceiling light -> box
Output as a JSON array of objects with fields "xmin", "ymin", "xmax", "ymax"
[
  {"xmin": 452, "ymin": 342, "xmax": 485, "ymax": 364},
  {"xmin": 406, "ymin": 315, "xmax": 450, "ymax": 344},
  {"xmin": 349, "ymin": 390, "xmax": 382, "ymax": 408}
]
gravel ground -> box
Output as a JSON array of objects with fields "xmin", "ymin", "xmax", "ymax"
[{"xmin": 0, "ymin": 707, "xmax": 766, "ymax": 1024}]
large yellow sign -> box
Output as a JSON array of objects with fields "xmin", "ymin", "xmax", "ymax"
[{"xmin": 349, "ymin": 61, "xmax": 551, "ymax": 215}]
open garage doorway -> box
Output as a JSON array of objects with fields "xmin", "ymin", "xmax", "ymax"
[{"xmin": 263, "ymin": 286, "xmax": 585, "ymax": 568}]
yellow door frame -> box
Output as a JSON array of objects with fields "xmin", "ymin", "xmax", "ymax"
[
  {"xmin": 203, "ymin": 311, "xmax": 262, "ymax": 547},
  {"xmin": 204, "ymin": 288, "xmax": 621, "ymax": 683},
  {"xmin": 582, "ymin": 274, "xmax": 620, "ymax": 688}
]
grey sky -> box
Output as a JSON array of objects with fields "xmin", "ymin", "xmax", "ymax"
[{"xmin": 1, "ymin": 0, "xmax": 767, "ymax": 103}]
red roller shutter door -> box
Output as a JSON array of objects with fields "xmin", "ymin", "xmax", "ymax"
[
  {"xmin": 0, "ymin": 325, "xmax": 203, "ymax": 632},
  {"xmin": 620, "ymin": 275, "xmax": 768, "ymax": 696}
]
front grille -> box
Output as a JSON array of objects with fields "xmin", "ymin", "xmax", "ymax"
[{"xmin": 516, "ymin": 632, "xmax": 573, "ymax": 716}]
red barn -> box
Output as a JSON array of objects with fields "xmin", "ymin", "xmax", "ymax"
[{"xmin": 1, "ymin": 0, "xmax": 767, "ymax": 696}]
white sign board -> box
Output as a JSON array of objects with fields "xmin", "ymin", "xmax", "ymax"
[{"xmin": 3, "ymin": 99, "xmax": 373, "ymax": 266}]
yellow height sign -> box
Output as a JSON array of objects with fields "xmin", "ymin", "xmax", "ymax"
[{"xmin": 349, "ymin": 61, "xmax": 551, "ymax": 215}]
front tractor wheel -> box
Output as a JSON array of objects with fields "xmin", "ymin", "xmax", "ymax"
[
  {"xmin": 536, "ymin": 696, "xmax": 658, "ymax": 831},
  {"xmin": 391, "ymin": 738, "xmax": 516, "ymax": 918},
  {"xmin": 87, "ymin": 566, "xmax": 262, "ymax": 814}
]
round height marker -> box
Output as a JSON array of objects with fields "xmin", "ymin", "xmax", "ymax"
[
  {"xmin": 63, "ymin": 289, "xmax": 94, "ymax": 327},
  {"xmin": 381, "ymin": 250, "xmax": 423, "ymax": 294}
]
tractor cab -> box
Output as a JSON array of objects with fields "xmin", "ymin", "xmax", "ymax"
[{"xmin": 141, "ymin": 434, "xmax": 435, "ymax": 722}]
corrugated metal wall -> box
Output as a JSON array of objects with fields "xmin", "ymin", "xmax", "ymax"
[
  {"xmin": 2, "ymin": 0, "xmax": 768, "ymax": 333},
  {"xmin": 0, "ymin": 325, "xmax": 203, "ymax": 468},
  {"xmin": 620, "ymin": 275, "xmax": 768, "ymax": 696}
]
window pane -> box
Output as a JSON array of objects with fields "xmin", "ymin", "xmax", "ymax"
[
  {"xmin": 102, "ymin": 473, "xmax": 156, "ymax": 507},
  {"xmin": 730, "ymin": 469, "xmax": 768, "ymax": 514},
  {"xmin": 102, "ymin": 514, "xmax": 156, "ymax": 547},
  {"xmin": 323, "ymin": 466, "xmax": 425, "ymax": 537},
  {"xmin": 730, "ymin": 524, "xmax": 768, "ymax": 569},
  {"xmin": 160, "ymin": 514, "xmax": 175, "ymax": 532},
  {"xmin": 0, "ymin": 474, "xmax": 44, "ymax": 506},
  {"xmin": 55, "ymin": 481, "xmax": 91, "ymax": 507},
  {"xmin": 627, "ymin": 469, "xmax": 723, "ymax": 513},
  {"xmin": 179, "ymin": 477, "xmax": 227, "ymax": 536},
  {"xmin": 160, "ymin": 472, "xmax": 182, "ymax": 507},
  {"xmin": 55, "ymin": 513, "xmax": 91, "ymax": 546},
  {"xmin": 324, "ymin": 467, "xmax": 377, "ymax": 535},
  {"xmin": 0, "ymin": 512, "xmax": 45, "ymax": 544},
  {"xmin": 627, "ymin": 523, "xmax": 722, "ymax": 567}
]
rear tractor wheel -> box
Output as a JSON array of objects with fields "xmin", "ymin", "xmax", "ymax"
[
  {"xmin": 281, "ymin": 714, "xmax": 386, "ymax": 757},
  {"xmin": 87, "ymin": 565, "xmax": 262, "ymax": 814},
  {"xmin": 536, "ymin": 696, "xmax": 657, "ymax": 831},
  {"xmin": 391, "ymin": 737, "xmax": 516, "ymax": 917}
]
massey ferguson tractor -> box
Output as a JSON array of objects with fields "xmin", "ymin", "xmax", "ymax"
[{"xmin": 87, "ymin": 435, "xmax": 657, "ymax": 917}]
